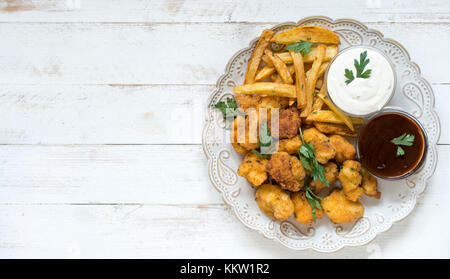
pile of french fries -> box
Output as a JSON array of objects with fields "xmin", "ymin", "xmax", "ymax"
[{"xmin": 233, "ymin": 26, "xmax": 363, "ymax": 137}]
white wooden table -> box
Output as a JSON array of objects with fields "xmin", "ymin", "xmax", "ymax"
[{"xmin": 0, "ymin": 0, "xmax": 448, "ymax": 259}]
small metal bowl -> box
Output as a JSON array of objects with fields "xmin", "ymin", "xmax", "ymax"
[
  {"xmin": 324, "ymin": 45, "xmax": 397, "ymax": 118},
  {"xmin": 356, "ymin": 108, "xmax": 428, "ymax": 180}
]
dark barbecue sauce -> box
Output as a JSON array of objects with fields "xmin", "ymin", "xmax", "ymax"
[{"xmin": 358, "ymin": 112, "xmax": 426, "ymax": 179}]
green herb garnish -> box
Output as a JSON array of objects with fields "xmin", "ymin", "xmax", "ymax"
[
  {"xmin": 251, "ymin": 149, "xmax": 270, "ymax": 159},
  {"xmin": 284, "ymin": 40, "xmax": 312, "ymax": 56},
  {"xmin": 259, "ymin": 122, "xmax": 272, "ymax": 147},
  {"xmin": 345, "ymin": 50, "xmax": 372, "ymax": 85},
  {"xmin": 391, "ymin": 133, "xmax": 415, "ymax": 157},
  {"xmin": 298, "ymin": 128, "xmax": 329, "ymax": 187},
  {"xmin": 344, "ymin": 69, "xmax": 355, "ymax": 85},
  {"xmin": 305, "ymin": 186, "xmax": 323, "ymax": 222},
  {"xmin": 214, "ymin": 97, "xmax": 244, "ymax": 119},
  {"xmin": 251, "ymin": 122, "xmax": 275, "ymax": 158}
]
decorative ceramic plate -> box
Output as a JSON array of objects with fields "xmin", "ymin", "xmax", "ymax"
[{"xmin": 202, "ymin": 16, "xmax": 440, "ymax": 252}]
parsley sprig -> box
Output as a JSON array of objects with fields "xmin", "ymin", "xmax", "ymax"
[
  {"xmin": 214, "ymin": 98, "xmax": 244, "ymax": 119},
  {"xmin": 251, "ymin": 149, "xmax": 270, "ymax": 159},
  {"xmin": 345, "ymin": 50, "xmax": 372, "ymax": 85},
  {"xmin": 284, "ymin": 40, "xmax": 312, "ymax": 56},
  {"xmin": 251, "ymin": 122, "xmax": 274, "ymax": 158},
  {"xmin": 391, "ymin": 133, "xmax": 415, "ymax": 157},
  {"xmin": 298, "ymin": 128, "xmax": 329, "ymax": 187},
  {"xmin": 305, "ymin": 186, "xmax": 323, "ymax": 222},
  {"xmin": 259, "ymin": 122, "xmax": 272, "ymax": 147}
]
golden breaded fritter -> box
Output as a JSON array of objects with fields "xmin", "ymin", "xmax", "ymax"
[
  {"xmin": 236, "ymin": 95, "xmax": 261, "ymax": 111},
  {"xmin": 291, "ymin": 192, "xmax": 324, "ymax": 226},
  {"xmin": 257, "ymin": 96, "xmax": 290, "ymax": 110},
  {"xmin": 255, "ymin": 184, "xmax": 294, "ymax": 220},
  {"xmin": 237, "ymin": 152, "xmax": 268, "ymax": 187},
  {"xmin": 266, "ymin": 152, "xmax": 305, "ymax": 192},
  {"xmin": 231, "ymin": 142, "xmax": 248, "ymax": 154},
  {"xmin": 302, "ymin": 128, "xmax": 336, "ymax": 164},
  {"xmin": 236, "ymin": 95, "xmax": 289, "ymax": 112},
  {"xmin": 310, "ymin": 162, "xmax": 338, "ymax": 194},
  {"xmin": 361, "ymin": 168, "xmax": 381, "ymax": 199},
  {"xmin": 330, "ymin": 135, "xmax": 356, "ymax": 163},
  {"xmin": 277, "ymin": 107, "xmax": 301, "ymax": 139},
  {"xmin": 321, "ymin": 189, "xmax": 364, "ymax": 224},
  {"xmin": 277, "ymin": 135, "xmax": 302, "ymax": 154},
  {"xmin": 339, "ymin": 160, "xmax": 363, "ymax": 201},
  {"xmin": 230, "ymin": 112, "xmax": 259, "ymax": 152}
]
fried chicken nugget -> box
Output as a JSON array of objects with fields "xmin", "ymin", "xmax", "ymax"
[
  {"xmin": 291, "ymin": 192, "xmax": 324, "ymax": 226},
  {"xmin": 266, "ymin": 152, "xmax": 305, "ymax": 192},
  {"xmin": 310, "ymin": 162, "xmax": 338, "ymax": 194},
  {"xmin": 278, "ymin": 107, "xmax": 302, "ymax": 139},
  {"xmin": 361, "ymin": 168, "xmax": 381, "ymax": 199},
  {"xmin": 321, "ymin": 189, "xmax": 364, "ymax": 224},
  {"xmin": 255, "ymin": 184, "xmax": 294, "ymax": 220},
  {"xmin": 235, "ymin": 95, "xmax": 261, "ymax": 111},
  {"xmin": 257, "ymin": 96, "xmax": 290, "ymax": 110},
  {"xmin": 236, "ymin": 95, "xmax": 289, "ymax": 112},
  {"xmin": 230, "ymin": 111, "xmax": 259, "ymax": 153},
  {"xmin": 302, "ymin": 128, "xmax": 336, "ymax": 164},
  {"xmin": 330, "ymin": 135, "xmax": 356, "ymax": 163},
  {"xmin": 339, "ymin": 160, "xmax": 363, "ymax": 201},
  {"xmin": 278, "ymin": 135, "xmax": 302, "ymax": 154},
  {"xmin": 257, "ymin": 96, "xmax": 290, "ymax": 124},
  {"xmin": 237, "ymin": 152, "xmax": 268, "ymax": 187}
]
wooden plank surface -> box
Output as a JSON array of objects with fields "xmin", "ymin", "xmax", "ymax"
[
  {"xmin": 0, "ymin": 22, "xmax": 448, "ymax": 85},
  {"xmin": 0, "ymin": 84, "xmax": 208, "ymax": 144},
  {"xmin": 0, "ymin": 0, "xmax": 448, "ymax": 258},
  {"xmin": 0, "ymin": 84, "xmax": 447, "ymax": 144},
  {"xmin": 0, "ymin": 0, "xmax": 449, "ymax": 23},
  {"xmin": 0, "ymin": 145, "xmax": 448, "ymax": 258}
]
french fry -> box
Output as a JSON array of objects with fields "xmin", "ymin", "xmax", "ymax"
[
  {"xmin": 271, "ymin": 45, "xmax": 337, "ymax": 64},
  {"xmin": 301, "ymin": 44, "xmax": 326, "ymax": 117},
  {"xmin": 288, "ymin": 64, "xmax": 295, "ymax": 75},
  {"xmin": 306, "ymin": 110, "xmax": 365, "ymax": 126},
  {"xmin": 271, "ymin": 26, "xmax": 340, "ymax": 45},
  {"xmin": 312, "ymin": 97, "xmax": 324, "ymax": 111},
  {"xmin": 244, "ymin": 29, "xmax": 274, "ymax": 84},
  {"xmin": 262, "ymin": 54, "xmax": 273, "ymax": 66},
  {"xmin": 312, "ymin": 86, "xmax": 326, "ymax": 111},
  {"xmin": 315, "ymin": 79, "xmax": 323, "ymax": 89},
  {"xmin": 290, "ymin": 50, "xmax": 306, "ymax": 109},
  {"xmin": 313, "ymin": 122, "xmax": 357, "ymax": 137},
  {"xmin": 317, "ymin": 62, "xmax": 329, "ymax": 76},
  {"xmin": 270, "ymin": 72, "xmax": 278, "ymax": 81},
  {"xmin": 317, "ymin": 93, "xmax": 356, "ymax": 131},
  {"xmin": 264, "ymin": 49, "xmax": 293, "ymax": 84},
  {"xmin": 271, "ymin": 66, "xmax": 294, "ymax": 83},
  {"xmin": 306, "ymin": 62, "xmax": 329, "ymax": 79},
  {"xmin": 255, "ymin": 66, "xmax": 276, "ymax": 82},
  {"xmin": 304, "ymin": 45, "xmax": 337, "ymax": 63},
  {"xmin": 233, "ymin": 82, "xmax": 296, "ymax": 98},
  {"xmin": 274, "ymin": 75, "xmax": 283, "ymax": 83}
]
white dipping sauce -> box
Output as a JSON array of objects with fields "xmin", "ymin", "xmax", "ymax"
[{"xmin": 326, "ymin": 46, "xmax": 395, "ymax": 116}]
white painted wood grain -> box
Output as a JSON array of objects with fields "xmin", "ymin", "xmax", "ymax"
[
  {"xmin": 0, "ymin": 146, "xmax": 448, "ymax": 259},
  {"xmin": 0, "ymin": 144, "xmax": 448, "ymax": 205},
  {"xmin": 0, "ymin": 84, "xmax": 209, "ymax": 144},
  {"xmin": 0, "ymin": 145, "xmax": 221, "ymax": 204},
  {"xmin": 0, "ymin": 201, "xmax": 448, "ymax": 259},
  {"xmin": 0, "ymin": 22, "xmax": 448, "ymax": 85},
  {"xmin": 0, "ymin": 84, "xmax": 447, "ymax": 144},
  {"xmin": 0, "ymin": 0, "xmax": 449, "ymax": 23}
]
